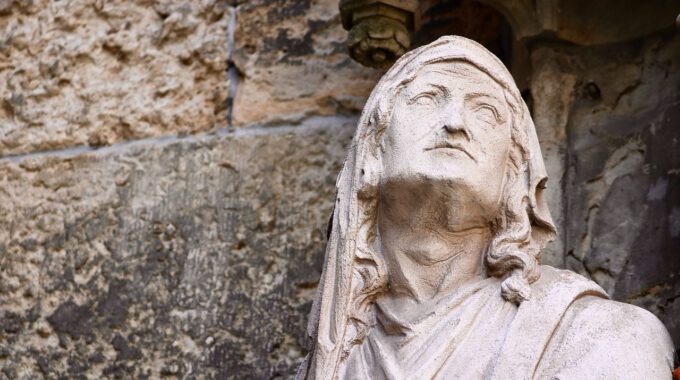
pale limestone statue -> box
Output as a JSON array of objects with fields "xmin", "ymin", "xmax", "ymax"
[{"xmin": 297, "ymin": 36, "xmax": 675, "ymax": 379}]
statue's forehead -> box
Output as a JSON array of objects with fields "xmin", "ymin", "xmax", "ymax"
[{"xmin": 407, "ymin": 61, "xmax": 504, "ymax": 92}]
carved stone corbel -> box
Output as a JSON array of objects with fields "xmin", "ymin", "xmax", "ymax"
[{"xmin": 339, "ymin": 0, "xmax": 420, "ymax": 68}]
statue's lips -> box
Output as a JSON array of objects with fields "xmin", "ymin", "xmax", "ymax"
[{"xmin": 424, "ymin": 142, "xmax": 475, "ymax": 161}]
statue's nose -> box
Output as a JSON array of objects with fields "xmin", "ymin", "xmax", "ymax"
[{"xmin": 442, "ymin": 112, "xmax": 470, "ymax": 141}]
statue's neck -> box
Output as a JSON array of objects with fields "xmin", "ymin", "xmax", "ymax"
[
  {"xmin": 376, "ymin": 178, "xmax": 494, "ymax": 320},
  {"xmin": 378, "ymin": 220, "xmax": 489, "ymax": 305}
]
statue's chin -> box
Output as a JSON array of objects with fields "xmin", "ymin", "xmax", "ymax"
[
  {"xmin": 379, "ymin": 175, "xmax": 498, "ymax": 246},
  {"xmin": 379, "ymin": 174, "xmax": 500, "ymax": 227},
  {"xmin": 383, "ymin": 151, "xmax": 479, "ymax": 184}
]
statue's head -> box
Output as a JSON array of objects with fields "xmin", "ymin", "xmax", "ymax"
[
  {"xmin": 380, "ymin": 60, "xmax": 514, "ymax": 235},
  {"xmin": 304, "ymin": 36, "xmax": 556, "ymax": 379}
]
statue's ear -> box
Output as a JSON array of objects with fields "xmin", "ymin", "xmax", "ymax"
[
  {"xmin": 528, "ymin": 152, "xmax": 557, "ymax": 251},
  {"xmin": 528, "ymin": 170, "xmax": 557, "ymax": 251},
  {"xmin": 524, "ymin": 114, "xmax": 557, "ymax": 251}
]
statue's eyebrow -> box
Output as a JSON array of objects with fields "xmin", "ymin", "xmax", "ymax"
[
  {"xmin": 411, "ymin": 83, "xmax": 448, "ymax": 95},
  {"xmin": 429, "ymin": 84, "xmax": 448, "ymax": 94},
  {"xmin": 465, "ymin": 92, "xmax": 504, "ymax": 106}
]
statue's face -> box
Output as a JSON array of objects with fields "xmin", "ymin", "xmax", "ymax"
[{"xmin": 381, "ymin": 62, "xmax": 512, "ymax": 223}]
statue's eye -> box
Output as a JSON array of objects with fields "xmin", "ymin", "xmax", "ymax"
[
  {"xmin": 409, "ymin": 93, "xmax": 437, "ymax": 107},
  {"xmin": 473, "ymin": 104, "xmax": 499, "ymax": 124}
]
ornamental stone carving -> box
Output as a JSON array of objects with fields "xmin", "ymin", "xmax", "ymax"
[{"xmin": 296, "ymin": 36, "xmax": 675, "ymax": 379}]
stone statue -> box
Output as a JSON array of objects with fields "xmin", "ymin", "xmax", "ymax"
[{"xmin": 296, "ymin": 36, "xmax": 675, "ymax": 379}]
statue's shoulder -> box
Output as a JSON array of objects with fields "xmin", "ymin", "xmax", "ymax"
[
  {"xmin": 533, "ymin": 266, "xmax": 675, "ymax": 378},
  {"xmin": 534, "ymin": 266, "xmax": 667, "ymax": 335},
  {"xmin": 561, "ymin": 291, "xmax": 674, "ymax": 354},
  {"xmin": 526, "ymin": 265, "xmax": 608, "ymax": 310},
  {"xmin": 482, "ymin": 266, "xmax": 674, "ymax": 379},
  {"xmin": 534, "ymin": 265, "xmax": 672, "ymax": 349}
]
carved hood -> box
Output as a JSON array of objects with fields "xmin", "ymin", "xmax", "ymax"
[{"xmin": 300, "ymin": 35, "xmax": 556, "ymax": 379}]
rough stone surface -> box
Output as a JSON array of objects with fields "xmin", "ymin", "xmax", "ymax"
[
  {"xmin": 231, "ymin": 0, "xmax": 383, "ymax": 126},
  {"xmin": 0, "ymin": 119, "xmax": 355, "ymax": 379},
  {"xmin": 0, "ymin": 0, "xmax": 231, "ymax": 156},
  {"xmin": 537, "ymin": 32, "xmax": 680, "ymax": 343}
]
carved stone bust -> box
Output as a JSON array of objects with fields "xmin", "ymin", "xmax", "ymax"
[{"xmin": 297, "ymin": 36, "xmax": 675, "ymax": 379}]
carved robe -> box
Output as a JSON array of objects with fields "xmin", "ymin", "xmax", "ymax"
[{"xmin": 339, "ymin": 266, "xmax": 674, "ymax": 379}]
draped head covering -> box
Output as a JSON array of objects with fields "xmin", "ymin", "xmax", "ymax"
[{"xmin": 299, "ymin": 36, "xmax": 556, "ymax": 379}]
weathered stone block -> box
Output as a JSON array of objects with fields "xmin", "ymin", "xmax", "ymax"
[
  {"xmin": 231, "ymin": 0, "xmax": 383, "ymax": 126},
  {"xmin": 0, "ymin": 0, "xmax": 231, "ymax": 156},
  {"xmin": 0, "ymin": 118, "xmax": 356, "ymax": 379}
]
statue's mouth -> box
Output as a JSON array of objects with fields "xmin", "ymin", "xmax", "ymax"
[{"xmin": 425, "ymin": 142, "xmax": 475, "ymax": 161}]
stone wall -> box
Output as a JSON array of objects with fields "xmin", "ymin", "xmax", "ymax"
[
  {"xmin": 0, "ymin": 0, "xmax": 231, "ymax": 155},
  {"xmin": 1, "ymin": 119, "xmax": 357, "ymax": 379},
  {"xmin": 0, "ymin": 1, "xmax": 382, "ymax": 378},
  {"xmin": 0, "ymin": 0, "xmax": 677, "ymax": 378}
]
